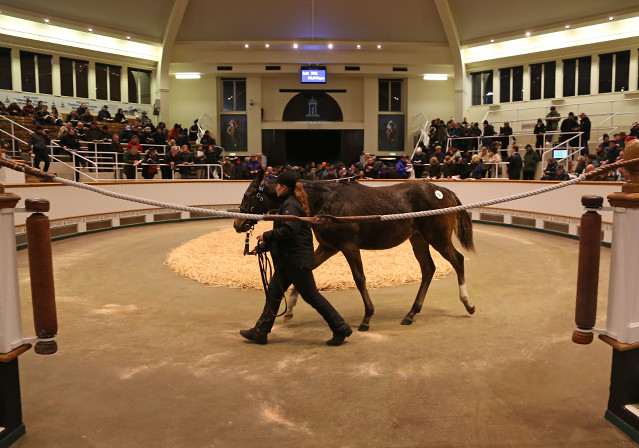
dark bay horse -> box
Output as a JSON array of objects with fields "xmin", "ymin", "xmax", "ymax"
[{"xmin": 234, "ymin": 172, "xmax": 475, "ymax": 331}]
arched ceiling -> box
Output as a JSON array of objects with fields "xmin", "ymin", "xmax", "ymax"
[{"xmin": 0, "ymin": 0, "xmax": 635, "ymax": 52}]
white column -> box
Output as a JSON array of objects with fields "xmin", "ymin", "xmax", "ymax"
[
  {"xmin": 0, "ymin": 207, "xmax": 24, "ymax": 353},
  {"xmin": 10, "ymin": 47, "xmax": 21, "ymax": 93}
]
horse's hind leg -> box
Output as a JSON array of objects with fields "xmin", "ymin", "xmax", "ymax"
[
  {"xmin": 284, "ymin": 244, "xmax": 338, "ymax": 322},
  {"xmin": 401, "ymin": 234, "xmax": 436, "ymax": 325},
  {"xmin": 342, "ymin": 247, "xmax": 374, "ymax": 331},
  {"xmin": 430, "ymin": 238, "xmax": 475, "ymax": 315}
]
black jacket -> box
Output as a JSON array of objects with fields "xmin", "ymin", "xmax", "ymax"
[{"xmin": 261, "ymin": 192, "xmax": 314, "ymax": 270}]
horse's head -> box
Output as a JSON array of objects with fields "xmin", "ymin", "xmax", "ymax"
[{"xmin": 233, "ymin": 170, "xmax": 278, "ymax": 233}]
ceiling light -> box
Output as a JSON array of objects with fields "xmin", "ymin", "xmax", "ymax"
[
  {"xmin": 126, "ymin": 36, "xmax": 131, "ymax": 40},
  {"xmin": 565, "ymin": 25, "xmax": 570, "ymax": 29},
  {"xmin": 356, "ymin": 44, "xmax": 361, "ymax": 49},
  {"xmin": 490, "ymin": 39, "xmax": 495, "ymax": 43},
  {"xmin": 265, "ymin": 43, "xmax": 270, "ymax": 48},
  {"xmin": 88, "ymin": 28, "xmax": 93, "ymax": 32},
  {"xmin": 293, "ymin": 43, "xmax": 298, "ymax": 49},
  {"xmin": 377, "ymin": 44, "xmax": 382, "ymax": 49},
  {"xmin": 175, "ymin": 72, "xmax": 201, "ymax": 79},
  {"xmin": 609, "ymin": 16, "xmax": 614, "ymax": 21},
  {"xmin": 244, "ymin": 43, "xmax": 249, "ymax": 48},
  {"xmin": 525, "ymin": 32, "xmax": 531, "ymax": 37},
  {"xmin": 423, "ymin": 74, "xmax": 448, "ymax": 81},
  {"xmin": 328, "ymin": 43, "xmax": 333, "ymax": 49},
  {"xmin": 44, "ymin": 18, "xmax": 50, "ymax": 23}
]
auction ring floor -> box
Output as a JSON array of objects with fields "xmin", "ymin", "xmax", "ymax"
[{"xmin": 12, "ymin": 219, "xmax": 635, "ymax": 447}]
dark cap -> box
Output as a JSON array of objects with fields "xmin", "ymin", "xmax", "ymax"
[
  {"xmin": 276, "ymin": 170, "xmax": 299, "ymax": 190},
  {"xmin": 557, "ymin": 165, "xmax": 564, "ymax": 170}
]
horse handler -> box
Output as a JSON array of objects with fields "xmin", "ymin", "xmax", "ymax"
[{"xmin": 240, "ymin": 171, "xmax": 353, "ymax": 346}]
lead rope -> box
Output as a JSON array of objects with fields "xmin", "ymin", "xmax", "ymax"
[{"xmin": 245, "ymin": 232, "xmax": 288, "ymax": 318}]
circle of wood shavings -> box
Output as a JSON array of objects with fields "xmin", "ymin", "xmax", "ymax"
[{"xmin": 165, "ymin": 221, "xmax": 453, "ymax": 291}]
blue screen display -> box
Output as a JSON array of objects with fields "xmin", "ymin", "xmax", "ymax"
[
  {"xmin": 301, "ymin": 68, "xmax": 326, "ymax": 83},
  {"xmin": 553, "ymin": 149, "xmax": 568, "ymax": 159}
]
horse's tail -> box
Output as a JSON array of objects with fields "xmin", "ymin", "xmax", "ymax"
[{"xmin": 453, "ymin": 196, "xmax": 475, "ymax": 252}]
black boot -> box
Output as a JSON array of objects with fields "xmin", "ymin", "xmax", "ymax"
[
  {"xmin": 240, "ymin": 328, "xmax": 268, "ymax": 345},
  {"xmin": 326, "ymin": 327, "xmax": 353, "ymax": 346}
]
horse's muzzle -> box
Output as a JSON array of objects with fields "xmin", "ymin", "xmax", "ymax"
[{"xmin": 233, "ymin": 218, "xmax": 255, "ymax": 233}]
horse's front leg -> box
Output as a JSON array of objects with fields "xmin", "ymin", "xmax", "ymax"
[
  {"xmin": 401, "ymin": 234, "xmax": 436, "ymax": 325},
  {"xmin": 283, "ymin": 244, "xmax": 338, "ymax": 322},
  {"xmin": 342, "ymin": 247, "xmax": 374, "ymax": 331}
]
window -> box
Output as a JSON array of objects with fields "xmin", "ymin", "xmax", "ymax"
[
  {"xmin": 128, "ymin": 68, "xmax": 151, "ymax": 104},
  {"xmin": 499, "ymin": 66, "xmax": 523, "ymax": 102},
  {"xmin": 222, "ymin": 78, "xmax": 246, "ymax": 111},
  {"xmin": 0, "ymin": 47, "xmax": 12, "ymax": 90},
  {"xmin": 60, "ymin": 57, "xmax": 88, "ymax": 98},
  {"xmin": 96, "ymin": 63, "xmax": 121, "ymax": 101},
  {"xmin": 20, "ymin": 51, "xmax": 52, "ymax": 94},
  {"xmin": 470, "ymin": 71, "xmax": 493, "ymax": 105},
  {"xmin": 563, "ymin": 56, "xmax": 591, "ymax": 96},
  {"xmin": 599, "ymin": 50, "xmax": 630, "ymax": 93},
  {"xmin": 530, "ymin": 61, "xmax": 556, "ymax": 100},
  {"xmin": 378, "ymin": 79, "xmax": 402, "ymax": 111}
]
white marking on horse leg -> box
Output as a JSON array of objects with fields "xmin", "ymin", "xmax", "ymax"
[
  {"xmin": 459, "ymin": 283, "xmax": 470, "ymax": 306},
  {"xmin": 284, "ymin": 290, "xmax": 298, "ymax": 316}
]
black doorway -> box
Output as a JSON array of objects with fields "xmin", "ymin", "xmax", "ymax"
[{"xmin": 285, "ymin": 130, "xmax": 341, "ymax": 165}]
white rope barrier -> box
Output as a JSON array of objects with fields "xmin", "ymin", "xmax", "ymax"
[{"xmin": 48, "ymin": 173, "xmax": 588, "ymax": 223}]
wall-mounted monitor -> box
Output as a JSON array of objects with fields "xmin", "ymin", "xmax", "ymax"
[
  {"xmin": 301, "ymin": 66, "xmax": 327, "ymax": 84},
  {"xmin": 552, "ymin": 149, "xmax": 568, "ymax": 160}
]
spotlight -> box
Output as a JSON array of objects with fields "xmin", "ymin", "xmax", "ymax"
[
  {"xmin": 88, "ymin": 28, "xmax": 93, "ymax": 32},
  {"xmin": 490, "ymin": 39, "xmax": 495, "ymax": 43},
  {"xmin": 377, "ymin": 44, "xmax": 382, "ymax": 49},
  {"xmin": 244, "ymin": 43, "xmax": 249, "ymax": 48},
  {"xmin": 609, "ymin": 16, "xmax": 614, "ymax": 21},
  {"xmin": 44, "ymin": 18, "xmax": 50, "ymax": 23},
  {"xmin": 356, "ymin": 44, "xmax": 361, "ymax": 49},
  {"xmin": 525, "ymin": 32, "xmax": 531, "ymax": 37},
  {"xmin": 328, "ymin": 43, "xmax": 333, "ymax": 49},
  {"xmin": 126, "ymin": 36, "xmax": 131, "ymax": 40},
  {"xmin": 265, "ymin": 43, "xmax": 270, "ymax": 48},
  {"xmin": 293, "ymin": 43, "xmax": 298, "ymax": 49},
  {"xmin": 565, "ymin": 25, "xmax": 570, "ymax": 29}
]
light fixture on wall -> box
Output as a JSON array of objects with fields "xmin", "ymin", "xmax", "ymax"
[
  {"xmin": 244, "ymin": 43, "xmax": 249, "ymax": 48},
  {"xmin": 356, "ymin": 44, "xmax": 361, "ymax": 49},
  {"xmin": 328, "ymin": 43, "xmax": 333, "ymax": 49},
  {"xmin": 609, "ymin": 16, "xmax": 614, "ymax": 21},
  {"xmin": 265, "ymin": 43, "xmax": 270, "ymax": 48},
  {"xmin": 565, "ymin": 25, "xmax": 570, "ymax": 29},
  {"xmin": 175, "ymin": 72, "xmax": 201, "ymax": 79},
  {"xmin": 293, "ymin": 43, "xmax": 298, "ymax": 49},
  {"xmin": 423, "ymin": 74, "xmax": 448, "ymax": 81},
  {"xmin": 525, "ymin": 31, "xmax": 531, "ymax": 37}
]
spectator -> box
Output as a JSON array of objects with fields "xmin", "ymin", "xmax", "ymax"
[
  {"xmin": 479, "ymin": 146, "xmax": 490, "ymax": 178},
  {"xmin": 573, "ymin": 156, "xmax": 587, "ymax": 175},
  {"xmin": 427, "ymin": 157, "xmax": 441, "ymax": 179},
  {"xmin": 107, "ymin": 134, "xmax": 123, "ymax": 175},
  {"xmin": 411, "ymin": 148, "xmax": 428, "ymax": 178},
  {"xmin": 168, "ymin": 123, "xmax": 181, "ymax": 142},
  {"xmin": 223, "ymin": 159, "xmax": 236, "ymax": 180},
  {"xmin": 533, "ymin": 118, "xmax": 545, "ymax": 149},
  {"xmin": 595, "ymin": 144, "xmax": 608, "ymax": 164},
  {"xmin": 545, "ymin": 106, "xmax": 560, "ymax": 144},
  {"xmin": 522, "ymin": 144, "xmax": 540, "ymax": 180},
  {"xmin": 76, "ymin": 103, "xmax": 88, "ymax": 116},
  {"xmin": 22, "ymin": 99, "xmax": 36, "ymax": 117},
  {"xmin": 50, "ymin": 106, "xmax": 63, "ymax": 126},
  {"xmin": 487, "ymin": 147, "xmax": 501, "ymax": 177},
  {"xmin": 97, "ymin": 105, "xmax": 112, "ymax": 122},
  {"xmin": 586, "ymin": 153, "xmax": 599, "ymax": 168},
  {"xmin": 7, "ymin": 101, "xmax": 21, "ymax": 116},
  {"xmin": 461, "ymin": 154, "xmax": 483, "ymax": 179},
  {"xmin": 248, "ymin": 155, "xmax": 262, "ymax": 179},
  {"xmin": 75, "ymin": 122, "xmax": 87, "ymax": 141},
  {"xmin": 80, "ymin": 109, "xmax": 94, "ymax": 123},
  {"xmin": 59, "ymin": 127, "xmax": 80, "ymax": 155},
  {"xmin": 200, "ymin": 130, "xmax": 216, "ymax": 147},
  {"xmin": 141, "ymin": 148, "xmax": 160, "ymax": 179},
  {"xmin": 559, "ymin": 112, "xmax": 578, "ymax": 147},
  {"xmin": 441, "ymin": 155, "xmax": 454, "ymax": 178},
  {"xmin": 630, "ymin": 123, "xmax": 639, "ymax": 138},
  {"xmin": 607, "ymin": 141, "xmax": 621, "ymax": 164},
  {"xmin": 541, "ymin": 159, "xmax": 559, "ymax": 180},
  {"xmin": 193, "ymin": 144, "xmax": 207, "ymax": 179},
  {"xmin": 554, "ymin": 165, "xmax": 570, "ymax": 181},
  {"xmin": 100, "ymin": 125, "xmax": 112, "ymax": 141},
  {"xmin": 122, "ymin": 144, "xmax": 142, "ymax": 180},
  {"xmin": 126, "ymin": 134, "xmax": 143, "ymax": 153},
  {"xmin": 178, "ymin": 145, "xmax": 194, "ymax": 179},
  {"xmin": 114, "ymin": 108, "xmax": 127, "ymax": 123},
  {"xmin": 579, "ymin": 112, "xmax": 591, "ymax": 156},
  {"xmin": 481, "ymin": 120, "xmax": 496, "ymax": 147},
  {"xmin": 507, "ymin": 145, "xmax": 522, "ymax": 180},
  {"xmin": 34, "ymin": 105, "xmax": 54, "ymax": 125},
  {"xmin": 499, "ymin": 122, "xmax": 513, "ymax": 151},
  {"xmin": 364, "ymin": 157, "xmax": 379, "ymax": 179},
  {"xmin": 153, "ymin": 126, "xmax": 167, "ymax": 146},
  {"xmin": 176, "ymin": 128, "xmax": 189, "ymax": 147},
  {"xmin": 58, "ymin": 122, "xmax": 73, "ymax": 139},
  {"xmin": 140, "ymin": 111, "xmax": 150, "ymax": 124},
  {"xmin": 162, "ymin": 145, "xmax": 181, "ymax": 179},
  {"xmin": 394, "ymin": 155, "xmax": 411, "ymax": 179},
  {"xmin": 189, "ymin": 120, "xmax": 199, "ymax": 142},
  {"xmin": 84, "ymin": 122, "xmax": 103, "ymax": 142},
  {"xmin": 119, "ymin": 125, "xmax": 134, "ymax": 143},
  {"xmin": 453, "ymin": 155, "xmax": 466, "ymax": 177},
  {"xmin": 139, "ymin": 127, "xmax": 155, "ymax": 145},
  {"xmin": 0, "ymin": 100, "xmax": 7, "ymax": 115},
  {"xmin": 28, "ymin": 126, "xmax": 51, "ymax": 172},
  {"xmin": 66, "ymin": 109, "xmax": 79, "ymax": 125}
]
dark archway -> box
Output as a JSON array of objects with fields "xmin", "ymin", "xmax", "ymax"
[{"xmin": 282, "ymin": 92, "xmax": 343, "ymax": 122}]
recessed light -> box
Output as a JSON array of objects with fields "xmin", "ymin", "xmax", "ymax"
[
  {"xmin": 293, "ymin": 43, "xmax": 298, "ymax": 49},
  {"xmin": 328, "ymin": 43, "xmax": 333, "ymax": 49},
  {"xmin": 265, "ymin": 43, "xmax": 270, "ymax": 48},
  {"xmin": 609, "ymin": 16, "xmax": 614, "ymax": 21},
  {"xmin": 44, "ymin": 18, "xmax": 50, "ymax": 23},
  {"xmin": 490, "ymin": 39, "xmax": 495, "ymax": 43},
  {"xmin": 356, "ymin": 44, "xmax": 361, "ymax": 49},
  {"xmin": 126, "ymin": 36, "xmax": 131, "ymax": 40},
  {"xmin": 244, "ymin": 43, "xmax": 249, "ymax": 48},
  {"xmin": 525, "ymin": 32, "xmax": 531, "ymax": 37},
  {"xmin": 377, "ymin": 44, "xmax": 382, "ymax": 49},
  {"xmin": 88, "ymin": 28, "xmax": 93, "ymax": 32},
  {"xmin": 423, "ymin": 74, "xmax": 448, "ymax": 81},
  {"xmin": 175, "ymin": 72, "xmax": 201, "ymax": 79},
  {"xmin": 565, "ymin": 25, "xmax": 570, "ymax": 29}
]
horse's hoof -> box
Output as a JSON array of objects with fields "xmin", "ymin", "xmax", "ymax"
[
  {"xmin": 358, "ymin": 324, "xmax": 369, "ymax": 332},
  {"xmin": 283, "ymin": 315, "xmax": 293, "ymax": 323},
  {"xmin": 466, "ymin": 305, "xmax": 476, "ymax": 315},
  {"xmin": 401, "ymin": 317, "xmax": 413, "ymax": 325}
]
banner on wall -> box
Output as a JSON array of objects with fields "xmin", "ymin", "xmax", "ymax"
[
  {"xmin": 378, "ymin": 114, "xmax": 405, "ymax": 152},
  {"xmin": 0, "ymin": 89, "xmax": 150, "ymax": 117}
]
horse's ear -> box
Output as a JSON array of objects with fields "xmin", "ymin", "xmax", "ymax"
[{"xmin": 251, "ymin": 170, "xmax": 265, "ymax": 185}]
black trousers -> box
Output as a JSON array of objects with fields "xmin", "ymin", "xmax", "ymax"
[
  {"xmin": 33, "ymin": 148, "xmax": 50, "ymax": 172},
  {"xmin": 255, "ymin": 265, "xmax": 350, "ymax": 335}
]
